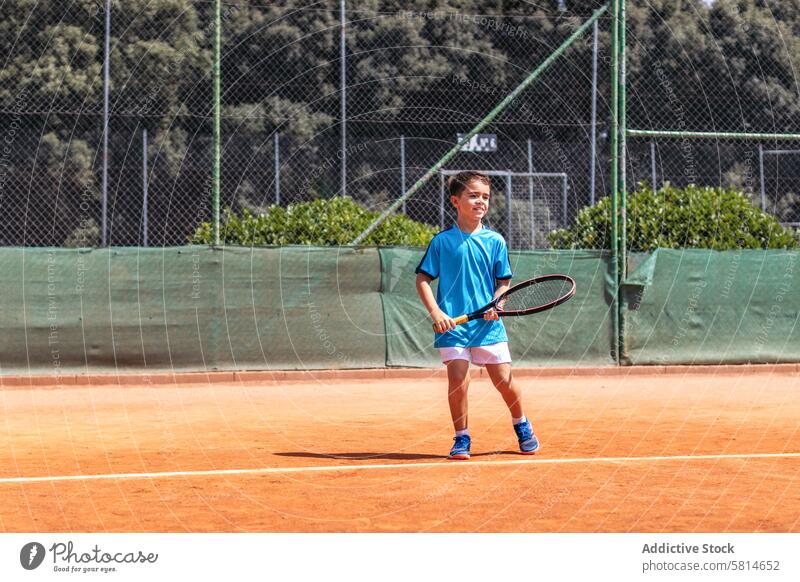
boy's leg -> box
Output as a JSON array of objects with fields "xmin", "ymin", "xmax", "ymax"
[
  {"xmin": 446, "ymin": 358, "xmax": 471, "ymax": 431},
  {"xmin": 485, "ymin": 362, "xmax": 539, "ymax": 454},
  {"xmin": 484, "ymin": 363, "xmax": 523, "ymax": 419}
]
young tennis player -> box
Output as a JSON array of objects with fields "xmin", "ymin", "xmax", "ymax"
[{"xmin": 415, "ymin": 171, "xmax": 539, "ymax": 460}]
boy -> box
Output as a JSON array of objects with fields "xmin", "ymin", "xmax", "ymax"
[{"xmin": 415, "ymin": 170, "xmax": 539, "ymax": 460}]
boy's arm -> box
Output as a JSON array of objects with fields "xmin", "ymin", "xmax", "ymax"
[
  {"xmin": 494, "ymin": 278, "xmax": 511, "ymax": 298},
  {"xmin": 415, "ymin": 273, "xmax": 456, "ymax": 333},
  {"xmin": 484, "ymin": 278, "xmax": 511, "ymax": 321}
]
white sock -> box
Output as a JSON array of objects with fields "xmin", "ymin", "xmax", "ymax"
[
  {"xmin": 512, "ymin": 415, "xmax": 527, "ymax": 426},
  {"xmin": 455, "ymin": 428, "xmax": 470, "ymax": 437}
]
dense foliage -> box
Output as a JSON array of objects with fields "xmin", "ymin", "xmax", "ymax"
[
  {"xmin": 191, "ymin": 197, "xmax": 437, "ymax": 246},
  {"xmin": 549, "ymin": 184, "xmax": 799, "ymax": 250},
  {"xmin": 3, "ymin": 1, "xmax": 800, "ymax": 244}
]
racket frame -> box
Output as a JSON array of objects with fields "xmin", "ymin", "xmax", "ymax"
[{"xmin": 453, "ymin": 274, "xmax": 576, "ymax": 325}]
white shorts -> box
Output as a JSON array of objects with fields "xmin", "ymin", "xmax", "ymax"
[{"xmin": 439, "ymin": 342, "xmax": 512, "ymax": 366}]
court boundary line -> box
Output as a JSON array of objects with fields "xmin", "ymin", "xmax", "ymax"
[
  {"xmin": 1, "ymin": 452, "xmax": 798, "ymax": 485},
  {"xmin": 1, "ymin": 363, "xmax": 799, "ymax": 388}
]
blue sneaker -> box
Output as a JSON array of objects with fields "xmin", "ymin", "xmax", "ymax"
[
  {"xmin": 449, "ymin": 434, "xmax": 471, "ymax": 460},
  {"xmin": 514, "ymin": 420, "xmax": 539, "ymax": 454}
]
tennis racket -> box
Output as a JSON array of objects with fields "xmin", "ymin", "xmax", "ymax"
[{"xmin": 434, "ymin": 274, "xmax": 576, "ymax": 329}]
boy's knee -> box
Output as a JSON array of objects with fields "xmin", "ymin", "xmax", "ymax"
[
  {"xmin": 446, "ymin": 361, "xmax": 470, "ymax": 385},
  {"xmin": 492, "ymin": 377, "xmax": 512, "ymax": 393},
  {"xmin": 448, "ymin": 379, "xmax": 469, "ymax": 394}
]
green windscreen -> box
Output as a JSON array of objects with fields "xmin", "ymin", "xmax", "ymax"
[
  {"xmin": 0, "ymin": 247, "xmax": 386, "ymax": 375},
  {"xmin": 622, "ymin": 249, "xmax": 800, "ymax": 365},
  {"xmin": 379, "ymin": 248, "xmax": 615, "ymax": 367}
]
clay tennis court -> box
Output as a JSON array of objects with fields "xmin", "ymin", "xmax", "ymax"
[{"xmin": 1, "ymin": 366, "xmax": 798, "ymax": 532}]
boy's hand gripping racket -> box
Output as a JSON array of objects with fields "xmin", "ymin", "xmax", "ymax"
[{"xmin": 433, "ymin": 274, "xmax": 576, "ymax": 329}]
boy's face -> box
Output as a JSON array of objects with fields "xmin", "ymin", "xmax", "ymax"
[{"xmin": 451, "ymin": 178, "xmax": 490, "ymax": 221}]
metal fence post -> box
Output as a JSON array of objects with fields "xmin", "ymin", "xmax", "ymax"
[
  {"xmin": 274, "ymin": 133, "xmax": 280, "ymax": 205},
  {"xmin": 610, "ymin": 0, "xmax": 621, "ymax": 363},
  {"xmin": 528, "ymin": 139, "xmax": 535, "ymax": 246},
  {"xmin": 650, "ymin": 141, "xmax": 657, "ymax": 191},
  {"xmin": 527, "ymin": 138, "xmax": 534, "ymax": 176},
  {"xmin": 142, "ymin": 128, "xmax": 148, "ymax": 247},
  {"xmin": 101, "ymin": 0, "xmax": 110, "ymax": 247},
  {"xmin": 590, "ymin": 19, "xmax": 598, "ymax": 206},
  {"xmin": 211, "ymin": 0, "xmax": 221, "ymax": 245},
  {"xmin": 759, "ymin": 143, "xmax": 766, "ymax": 210},
  {"xmin": 340, "ymin": 0, "xmax": 347, "ymax": 196},
  {"xmin": 505, "ymin": 172, "xmax": 513, "ymax": 248},
  {"xmin": 400, "ymin": 135, "xmax": 406, "ymax": 214},
  {"xmin": 439, "ymin": 173, "xmax": 445, "ymax": 230},
  {"xmin": 619, "ymin": 0, "xmax": 627, "ymax": 281}
]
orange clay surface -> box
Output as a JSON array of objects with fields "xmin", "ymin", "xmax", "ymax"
[{"xmin": 1, "ymin": 369, "xmax": 798, "ymax": 532}]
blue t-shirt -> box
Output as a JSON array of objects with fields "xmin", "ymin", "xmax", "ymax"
[{"xmin": 416, "ymin": 224, "xmax": 513, "ymax": 348}]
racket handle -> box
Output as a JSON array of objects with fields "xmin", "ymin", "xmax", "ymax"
[{"xmin": 431, "ymin": 314, "xmax": 470, "ymax": 331}]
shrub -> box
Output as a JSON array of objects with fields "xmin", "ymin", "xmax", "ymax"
[
  {"xmin": 549, "ymin": 183, "xmax": 799, "ymax": 251},
  {"xmin": 191, "ymin": 196, "xmax": 437, "ymax": 246}
]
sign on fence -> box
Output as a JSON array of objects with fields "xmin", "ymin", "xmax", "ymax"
[{"xmin": 457, "ymin": 133, "xmax": 497, "ymax": 152}]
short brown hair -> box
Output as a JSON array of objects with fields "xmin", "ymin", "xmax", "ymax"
[{"xmin": 447, "ymin": 171, "xmax": 490, "ymax": 197}]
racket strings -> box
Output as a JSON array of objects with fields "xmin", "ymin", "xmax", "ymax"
[{"xmin": 501, "ymin": 279, "xmax": 573, "ymax": 312}]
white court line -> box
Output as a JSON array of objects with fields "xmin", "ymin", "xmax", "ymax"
[{"xmin": 0, "ymin": 452, "xmax": 799, "ymax": 485}]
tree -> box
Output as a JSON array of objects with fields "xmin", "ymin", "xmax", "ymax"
[{"xmin": 3, "ymin": 0, "xmax": 800, "ymax": 245}]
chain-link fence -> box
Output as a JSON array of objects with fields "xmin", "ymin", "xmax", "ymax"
[
  {"xmin": 1, "ymin": 1, "xmax": 215, "ymax": 247},
  {"xmin": 2, "ymin": 1, "xmax": 798, "ymax": 247},
  {"xmin": 0, "ymin": 1, "xmax": 611, "ymax": 247},
  {"xmin": 624, "ymin": 1, "xmax": 800, "ymax": 228},
  {"xmin": 625, "ymin": 139, "xmax": 800, "ymax": 227}
]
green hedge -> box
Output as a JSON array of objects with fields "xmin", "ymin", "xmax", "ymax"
[
  {"xmin": 191, "ymin": 197, "xmax": 437, "ymax": 246},
  {"xmin": 549, "ymin": 184, "xmax": 799, "ymax": 251}
]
